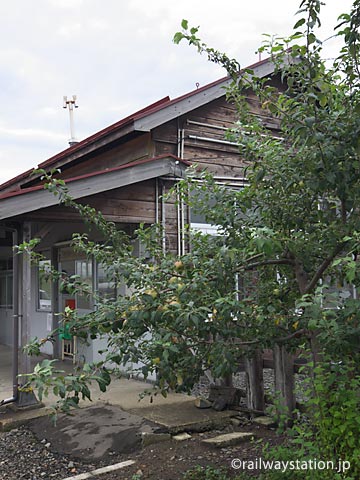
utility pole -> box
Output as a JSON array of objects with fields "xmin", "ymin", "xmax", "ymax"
[{"xmin": 63, "ymin": 95, "xmax": 79, "ymax": 146}]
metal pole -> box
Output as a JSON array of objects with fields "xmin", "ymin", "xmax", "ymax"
[{"xmin": 63, "ymin": 95, "xmax": 78, "ymax": 146}]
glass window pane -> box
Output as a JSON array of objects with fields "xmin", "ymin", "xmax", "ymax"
[
  {"xmin": 38, "ymin": 259, "xmax": 52, "ymax": 311},
  {"xmin": 0, "ymin": 260, "xmax": 13, "ymax": 308},
  {"xmin": 76, "ymin": 259, "xmax": 93, "ymax": 310}
]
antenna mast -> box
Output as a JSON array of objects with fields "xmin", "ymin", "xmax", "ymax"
[{"xmin": 63, "ymin": 95, "xmax": 79, "ymax": 146}]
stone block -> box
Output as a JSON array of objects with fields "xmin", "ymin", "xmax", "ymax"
[
  {"xmin": 212, "ymin": 397, "xmax": 227, "ymax": 411},
  {"xmin": 208, "ymin": 386, "xmax": 244, "ymax": 405},
  {"xmin": 253, "ymin": 416, "xmax": 276, "ymax": 428},
  {"xmin": 194, "ymin": 398, "xmax": 212, "ymax": 409},
  {"xmin": 203, "ymin": 432, "xmax": 254, "ymax": 448},
  {"xmin": 230, "ymin": 417, "xmax": 242, "ymax": 427},
  {"xmin": 172, "ymin": 432, "xmax": 191, "ymax": 441}
]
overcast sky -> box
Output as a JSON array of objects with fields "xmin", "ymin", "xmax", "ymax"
[{"xmin": 0, "ymin": 0, "xmax": 353, "ymax": 185}]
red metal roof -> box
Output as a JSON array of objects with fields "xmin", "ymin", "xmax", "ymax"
[
  {"xmin": 38, "ymin": 96, "xmax": 171, "ymax": 169},
  {"xmin": 0, "ymin": 155, "xmax": 190, "ymax": 201},
  {"xmin": 0, "ymin": 56, "xmax": 272, "ymax": 193}
]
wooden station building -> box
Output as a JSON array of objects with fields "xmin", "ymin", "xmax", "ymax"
[{"xmin": 0, "ymin": 57, "xmax": 280, "ymax": 395}]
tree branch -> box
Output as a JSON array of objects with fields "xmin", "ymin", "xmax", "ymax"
[
  {"xmin": 304, "ymin": 243, "xmax": 345, "ymax": 294},
  {"xmin": 275, "ymin": 328, "xmax": 309, "ymax": 344},
  {"xmin": 232, "ymin": 328, "xmax": 309, "ymax": 347},
  {"xmin": 243, "ymin": 258, "xmax": 295, "ymax": 271}
]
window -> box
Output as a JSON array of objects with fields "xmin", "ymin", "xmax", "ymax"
[
  {"xmin": 97, "ymin": 263, "xmax": 117, "ymax": 301},
  {"xmin": 76, "ymin": 259, "xmax": 93, "ymax": 309},
  {"xmin": 38, "ymin": 257, "xmax": 52, "ymax": 311},
  {"xmin": 189, "ymin": 184, "xmax": 244, "ymax": 236},
  {"xmin": 320, "ymin": 277, "xmax": 356, "ymax": 309},
  {"xmin": 0, "ymin": 257, "xmax": 12, "ymax": 308},
  {"xmin": 0, "ymin": 272, "xmax": 12, "ymax": 309},
  {"xmin": 58, "ymin": 246, "xmax": 94, "ymax": 312}
]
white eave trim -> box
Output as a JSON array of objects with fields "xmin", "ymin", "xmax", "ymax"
[{"xmin": 0, "ymin": 157, "xmax": 186, "ymax": 221}]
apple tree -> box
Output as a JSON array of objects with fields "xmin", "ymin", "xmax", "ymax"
[{"xmin": 23, "ymin": 1, "xmax": 360, "ymax": 432}]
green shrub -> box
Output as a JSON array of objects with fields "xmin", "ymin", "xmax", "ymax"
[
  {"xmin": 182, "ymin": 466, "xmax": 230, "ymax": 480},
  {"xmin": 255, "ymin": 361, "xmax": 360, "ymax": 480}
]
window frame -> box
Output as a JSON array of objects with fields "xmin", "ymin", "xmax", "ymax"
[{"xmin": 37, "ymin": 254, "xmax": 52, "ymax": 312}]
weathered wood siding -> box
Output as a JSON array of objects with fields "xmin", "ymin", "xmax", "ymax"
[
  {"xmin": 6, "ymin": 82, "xmax": 280, "ymax": 254},
  {"xmin": 153, "ymin": 90, "xmax": 280, "ymax": 178},
  {"xmin": 57, "ymin": 133, "xmax": 154, "ymax": 181},
  {"xmin": 13, "ymin": 178, "xmax": 181, "ymax": 252}
]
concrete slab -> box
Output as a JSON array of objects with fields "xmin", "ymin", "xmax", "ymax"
[
  {"xmin": 2, "ymin": 382, "xmax": 236, "ymax": 436},
  {"xmin": 0, "ymin": 406, "xmax": 51, "ymax": 431},
  {"xmin": 0, "ymin": 349, "xmax": 238, "ymax": 450},
  {"xmin": 89, "ymin": 377, "xmax": 193, "ymax": 411},
  {"xmin": 128, "ymin": 401, "xmax": 236, "ymax": 433}
]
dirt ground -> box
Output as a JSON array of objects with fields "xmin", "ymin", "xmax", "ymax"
[
  {"xmin": 25, "ymin": 407, "xmax": 281, "ymax": 480},
  {"xmin": 91, "ymin": 426, "xmax": 281, "ymax": 480}
]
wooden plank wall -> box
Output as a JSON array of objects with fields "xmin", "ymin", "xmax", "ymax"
[
  {"xmin": 57, "ymin": 133, "xmax": 154, "ymax": 181},
  {"xmin": 153, "ymin": 89, "xmax": 281, "ymax": 178},
  {"xmin": 11, "ymin": 85, "xmax": 281, "ymax": 254},
  {"xmin": 15, "ymin": 178, "xmax": 181, "ymax": 253}
]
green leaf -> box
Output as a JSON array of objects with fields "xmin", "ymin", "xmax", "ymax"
[
  {"xmin": 173, "ymin": 32, "xmax": 184, "ymax": 44},
  {"xmin": 181, "ymin": 19, "xmax": 188, "ymax": 30},
  {"xmin": 293, "ymin": 18, "xmax": 306, "ymax": 29},
  {"xmin": 307, "ymin": 32, "xmax": 316, "ymax": 45},
  {"xmin": 319, "ymin": 94, "xmax": 327, "ymax": 107}
]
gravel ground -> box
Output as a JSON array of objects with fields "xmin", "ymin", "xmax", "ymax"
[
  {"xmin": 0, "ymin": 421, "xmax": 281, "ymax": 480},
  {"xmin": 0, "ymin": 426, "xmax": 92, "ymax": 480}
]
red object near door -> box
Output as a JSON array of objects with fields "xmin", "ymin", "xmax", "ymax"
[{"xmin": 65, "ymin": 298, "xmax": 76, "ymax": 310}]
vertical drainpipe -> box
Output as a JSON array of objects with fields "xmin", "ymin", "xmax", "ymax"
[
  {"xmin": 180, "ymin": 127, "xmax": 186, "ymax": 255},
  {"xmin": 155, "ymin": 178, "xmax": 159, "ymax": 225},
  {"xmin": 161, "ymin": 183, "xmax": 166, "ymax": 253},
  {"xmin": 177, "ymin": 123, "xmax": 182, "ymax": 255},
  {"xmin": 176, "ymin": 184, "xmax": 181, "ymax": 256},
  {"xmin": 180, "ymin": 195, "xmax": 186, "ymax": 256}
]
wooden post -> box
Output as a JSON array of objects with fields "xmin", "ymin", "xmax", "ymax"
[
  {"xmin": 244, "ymin": 349, "xmax": 264, "ymax": 412},
  {"xmin": 273, "ymin": 344, "xmax": 296, "ymax": 418},
  {"xmin": 19, "ymin": 222, "xmax": 32, "ymax": 380},
  {"xmin": 16, "ymin": 221, "xmax": 42, "ymax": 407}
]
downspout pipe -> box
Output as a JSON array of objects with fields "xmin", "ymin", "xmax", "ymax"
[{"xmin": 0, "ymin": 226, "xmax": 19, "ymax": 406}]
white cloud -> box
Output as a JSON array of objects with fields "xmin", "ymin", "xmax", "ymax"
[
  {"xmin": 57, "ymin": 22, "xmax": 83, "ymax": 38},
  {"xmin": 48, "ymin": 0, "xmax": 84, "ymax": 8},
  {"xmin": 0, "ymin": 126, "xmax": 64, "ymax": 142}
]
